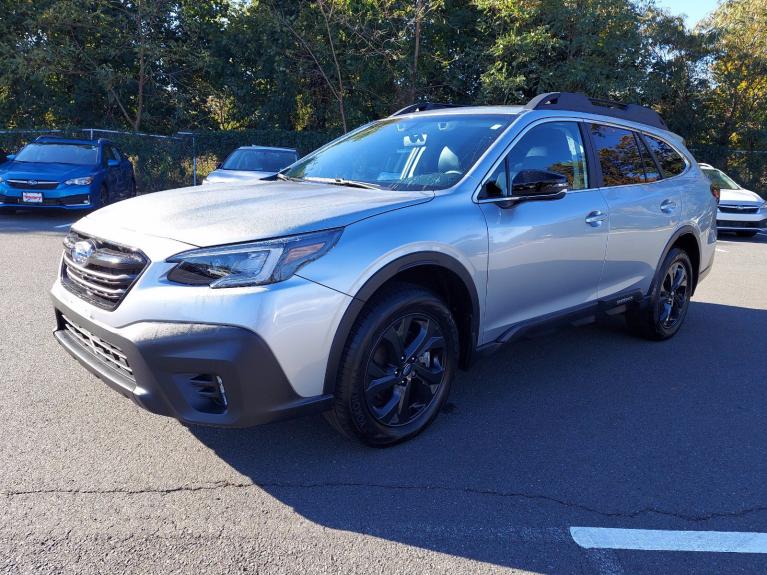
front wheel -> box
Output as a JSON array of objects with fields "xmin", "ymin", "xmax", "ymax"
[
  {"xmin": 99, "ymin": 185, "xmax": 110, "ymax": 208},
  {"xmin": 326, "ymin": 283, "xmax": 459, "ymax": 446},
  {"xmin": 627, "ymin": 247, "xmax": 693, "ymax": 340}
]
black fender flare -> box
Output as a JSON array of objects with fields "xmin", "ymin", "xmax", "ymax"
[
  {"xmin": 322, "ymin": 251, "xmax": 481, "ymax": 395},
  {"xmin": 648, "ymin": 225, "xmax": 701, "ymax": 298}
]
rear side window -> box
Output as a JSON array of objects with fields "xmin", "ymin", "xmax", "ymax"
[
  {"xmin": 590, "ymin": 124, "xmax": 645, "ymax": 186},
  {"xmin": 645, "ymin": 135, "xmax": 686, "ymax": 178}
]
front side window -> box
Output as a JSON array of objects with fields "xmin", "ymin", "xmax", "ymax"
[
  {"xmin": 645, "ymin": 135, "xmax": 686, "ymax": 178},
  {"xmin": 505, "ymin": 121, "xmax": 588, "ymax": 190},
  {"xmin": 591, "ymin": 124, "xmax": 646, "ymax": 186},
  {"xmin": 14, "ymin": 143, "xmax": 99, "ymax": 166},
  {"xmin": 284, "ymin": 114, "xmax": 513, "ymax": 191},
  {"xmin": 223, "ymin": 149, "xmax": 298, "ymax": 173}
]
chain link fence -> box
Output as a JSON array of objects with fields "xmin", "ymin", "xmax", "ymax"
[
  {"xmin": 2, "ymin": 128, "xmax": 764, "ymax": 198},
  {"xmin": 0, "ymin": 128, "xmax": 335, "ymax": 194}
]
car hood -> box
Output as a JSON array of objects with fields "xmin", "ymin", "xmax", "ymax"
[
  {"xmin": 719, "ymin": 188, "xmax": 764, "ymax": 206},
  {"xmin": 0, "ymin": 162, "xmax": 94, "ymax": 181},
  {"xmin": 204, "ymin": 169, "xmax": 273, "ymax": 183},
  {"xmin": 76, "ymin": 180, "xmax": 434, "ymax": 247}
]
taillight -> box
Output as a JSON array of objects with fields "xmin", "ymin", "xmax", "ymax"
[{"xmin": 710, "ymin": 183, "xmax": 720, "ymax": 203}]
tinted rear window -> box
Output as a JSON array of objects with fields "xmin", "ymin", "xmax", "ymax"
[
  {"xmin": 645, "ymin": 135, "xmax": 686, "ymax": 178},
  {"xmin": 590, "ymin": 124, "xmax": 645, "ymax": 186}
]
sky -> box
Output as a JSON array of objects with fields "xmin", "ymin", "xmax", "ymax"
[{"xmin": 654, "ymin": 0, "xmax": 721, "ymax": 28}]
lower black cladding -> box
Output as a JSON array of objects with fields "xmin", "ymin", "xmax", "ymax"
[{"xmin": 53, "ymin": 303, "xmax": 333, "ymax": 427}]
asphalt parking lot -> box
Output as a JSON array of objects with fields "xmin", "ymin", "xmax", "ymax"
[{"xmin": 1, "ymin": 211, "xmax": 766, "ymax": 575}]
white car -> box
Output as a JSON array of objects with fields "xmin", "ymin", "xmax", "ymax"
[
  {"xmin": 700, "ymin": 163, "xmax": 767, "ymax": 237},
  {"xmin": 204, "ymin": 146, "xmax": 298, "ymax": 184}
]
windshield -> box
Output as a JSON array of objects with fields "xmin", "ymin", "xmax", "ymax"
[
  {"xmin": 222, "ymin": 149, "xmax": 297, "ymax": 172},
  {"xmin": 283, "ymin": 114, "xmax": 513, "ymax": 191},
  {"xmin": 14, "ymin": 143, "xmax": 99, "ymax": 166},
  {"xmin": 702, "ymin": 168, "xmax": 740, "ymax": 190}
]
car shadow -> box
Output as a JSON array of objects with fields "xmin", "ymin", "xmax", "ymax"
[
  {"xmin": 189, "ymin": 301, "xmax": 767, "ymax": 569},
  {"xmin": 0, "ymin": 210, "xmax": 82, "ymax": 234}
]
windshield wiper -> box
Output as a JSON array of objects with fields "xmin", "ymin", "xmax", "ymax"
[
  {"xmin": 275, "ymin": 172, "xmax": 304, "ymax": 182},
  {"xmin": 303, "ymin": 176, "xmax": 381, "ymax": 190}
]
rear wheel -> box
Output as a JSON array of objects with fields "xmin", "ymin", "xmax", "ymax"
[
  {"xmin": 736, "ymin": 230, "xmax": 758, "ymax": 238},
  {"xmin": 326, "ymin": 283, "xmax": 459, "ymax": 446},
  {"xmin": 627, "ymin": 248, "xmax": 693, "ymax": 341}
]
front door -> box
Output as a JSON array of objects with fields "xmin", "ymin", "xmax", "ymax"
[{"xmin": 479, "ymin": 120, "xmax": 609, "ymax": 342}]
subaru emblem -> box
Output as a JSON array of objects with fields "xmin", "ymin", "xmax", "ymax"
[
  {"xmin": 28, "ymin": 180, "xmax": 38, "ymax": 186},
  {"xmin": 73, "ymin": 240, "xmax": 96, "ymax": 265}
]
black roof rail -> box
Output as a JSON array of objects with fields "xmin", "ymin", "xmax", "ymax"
[
  {"xmin": 390, "ymin": 102, "xmax": 464, "ymax": 116},
  {"xmin": 524, "ymin": 92, "xmax": 667, "ymax": 130}
]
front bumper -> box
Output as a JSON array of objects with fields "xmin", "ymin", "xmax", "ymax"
[
  {"xmin": 52, "ymin": 299, "xmax": 333, "ymax": 427},
  {"xmin": 716, "ymin": 211, "xmax": 767, "ymax": 232},
  {"xmin": 1, "ymin": 185, "xmax": 93, "ymax": 210}
]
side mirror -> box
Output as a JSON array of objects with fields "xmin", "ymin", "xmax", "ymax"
[
  {"xmin": 5, "ymin": 154, "xmax": 15, "ymax": 161},
  {"xmin": 108, "ymin": 159, "xmax": 120, "ymax": 167},
  {"xmin": 511, "ymin": 170, "xmax": 568, "ymax": 201}
]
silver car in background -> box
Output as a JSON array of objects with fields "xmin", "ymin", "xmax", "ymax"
[
  {"xmin": 51, "ymin": 92, "xmax": 717, "ymax": 446},
  {"xmin": 204, "ymin": 146, "xmax": 298, "ymax": 184},
  {"xmin": 699, "ymin": 163, "xmax": 767, "ymax": 237}
]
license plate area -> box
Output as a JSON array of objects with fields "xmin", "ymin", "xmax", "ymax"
[{"xmin": 22, "ymin": 191, "xmax": 43, "ymax": 203}]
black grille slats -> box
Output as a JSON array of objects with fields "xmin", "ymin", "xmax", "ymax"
[
  {"xmin": 61, "ymin": 314, "xmax": 134, "ymax": 380},
  {"xmin": 718, "ymin": 205, "xmax": 760, "ymax": 214},
  {"xmin": 61, "ymin": 232, "xmax": 148, "ymax": 310},
  {"xmin": 7, "ymin": 179, "xmax": 59, "ymax": 190}
]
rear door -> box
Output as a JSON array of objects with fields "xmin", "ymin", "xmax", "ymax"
[
  {"xmin": 479, "ymin": 120, "xmax": 609, "ymax": 341},
  {"xmin": 590, "ymin": 123, "xmax": 682, "ymax": 297}
]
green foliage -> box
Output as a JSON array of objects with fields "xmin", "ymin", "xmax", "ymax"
[{"xmin": 0, "ymin": 0, "xmax": 766, "ymax": 193}]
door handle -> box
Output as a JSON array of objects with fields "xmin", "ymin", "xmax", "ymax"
[
  {"xmin": 585, "ymin": 210, "xmax": 607, "ymax": 227},
  {"xmin": 660, "ymin": 199, "xmax": 678, "ymax": 214}
]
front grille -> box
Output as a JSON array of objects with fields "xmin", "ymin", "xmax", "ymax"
[
  {"xmin": 7, "ymin": 179, "xmax": 59, "ymax": 190},
  {"xmin": 61, "ymin": 231, "xmax": 148, "ymax": 311},
  {"xmin": 719, "ymin": 205, "xmax": 759, "ymax": 214},
  {"xmin": 717, "ymin": 219, "xmax": 766, "ymax": 229},
  {"xmin": 61, "ymin": 314, "xmax": 134, "ymax": 380},
  {"xmin": 1, "ymin": 194, "xmax": 90, "ymax": 206}
]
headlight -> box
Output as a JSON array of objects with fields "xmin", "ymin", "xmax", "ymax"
[
  {"xmin": 166, "ymin": 228, "xmax": 343, "ymax": 288},
  {"xmin": 65, "ymin": 176, "xmax": 93, "ymax": 186}
]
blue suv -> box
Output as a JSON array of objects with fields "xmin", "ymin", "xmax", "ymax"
[{"xmin": 0, "ymin": 137, "xmax": 136, "ymax": 212}]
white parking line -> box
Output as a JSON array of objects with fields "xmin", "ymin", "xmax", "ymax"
[{"xmin": 571, "ymin": 527, "xmax": 767, "ymax": 553}]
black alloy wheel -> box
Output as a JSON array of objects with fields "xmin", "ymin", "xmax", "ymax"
[
  {"xmin": 657, "ymin": 261, "xmax": 689, "ymax": 329},
  {"xmin": 364, "ymin": 313, "xmax": 447, "ymax": 427},
  {"xmin": 327, "ymin": 283, "xmax": 459, "ymax": 446},
  {"xmin": 627, "ymin": 247, "xmax": 693, "ymax": 340}
]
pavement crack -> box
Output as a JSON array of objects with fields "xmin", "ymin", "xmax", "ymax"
[{"xmin": 4, "ymin": 480, "xmax": 767, "ymax": 523}]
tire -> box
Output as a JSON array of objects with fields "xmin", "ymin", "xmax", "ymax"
[
  {"xmin": 627, "ymin": 247, "xmax": 693, "ymax": 341},
  {"xmin": 326, "ymin": 283, "xmax": 459, "ymax": 446},
  {"xmin": 99, "ymin": 185, "xmax": 109, "ymax": 208},
  {"xmin": 736, "ymin": 230, "xmax": 758, "ymax": 238}
]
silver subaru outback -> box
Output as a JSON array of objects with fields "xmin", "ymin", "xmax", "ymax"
[{"xmin": 51, "ymin": 92, "xmax": 717, "ymax": 446}]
